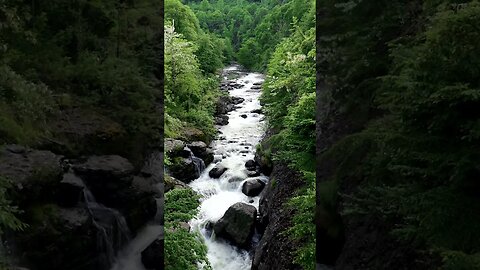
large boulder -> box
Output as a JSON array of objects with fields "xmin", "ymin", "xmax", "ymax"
[
  {"xmin": 168, "ymin": 157, "xmax": 199, "ymax": 183},
  {"xmin": 72, "ymin": 155, "xmax": 156, "ymax": 231},
  {"xmin": 214, "ymin": 202, "xmax": 257, "ymax": 248},
  {"xmin": 57, "ymin": 173, "xmax": 85, "ymax": 207},
  {"xmin": 242, "ymin": 178, "xmax": 266, "ymax": 197},
  {"xmin": 141, "ymin": 238, "xmax": 164, "ymax": 270},
  {"xmin": 245, "ymin": 160, "xmax": 257, "ymax": 171},
  {"xmin": 215, "ymin": 96, "xmax": 245, "ymax": 115},
  {"xmin": 0, "ymin": 145, "xmax": 64, "ymax": 204},
  {"xmin": 188, "ymin": 142, "xmax": 214, "ymax": 166},
  {"xmin": 72, "ymin": 155, "xmax": 134, "ymax": 179},
  {"xmin": 209, "ymin": 164, "xmax": 228, "ymax": 178}
]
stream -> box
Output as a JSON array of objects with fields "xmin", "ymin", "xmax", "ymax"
[{"xmin": 189, "ymin": 64, "xmax": 268, "ymax": 270}]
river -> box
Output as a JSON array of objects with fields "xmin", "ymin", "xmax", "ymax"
[{"xmin": 189, "ymin": 64, "xmax": 268, "ymax": 270}]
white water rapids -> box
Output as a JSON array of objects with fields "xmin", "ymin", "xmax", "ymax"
[{"xmin": 189, "ymin": 65, "xmax": 268, "ymax": 270}]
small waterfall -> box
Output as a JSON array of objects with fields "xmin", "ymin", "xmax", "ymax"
[
  {"xmin": 185, "ymin": 146, "xmax": 206, "ymax": 176},
  {"xmin": 80, "ymin": 182, "xmax": 131, "ymax": 268},
  {"xmin": 192, "ymin": 156, "xmax": 206, "ymax": 176}
]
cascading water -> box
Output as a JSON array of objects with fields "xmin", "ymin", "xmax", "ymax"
[
  {"xmin": 80, "ymin": 182, "xmax": 131, "ymax": 268},
  {"xmin": 109, "ymin": 186, "xmax": 163, "ymax": 270},
  {"xmin": 189, "ymin": 64, "xmax": 267, "ymax": 270}
]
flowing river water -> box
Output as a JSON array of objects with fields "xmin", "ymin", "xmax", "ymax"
[
  {"xmin": 109, "ymin": 64, "xmax": 265, "ymax": 270},
  {"xmin": 189, "ymin": 64, "xmax": 268, "ymax": 270}
]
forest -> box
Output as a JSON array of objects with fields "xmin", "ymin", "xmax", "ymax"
[
  {"xmin": 317, "ymin": 0, "xmax": 480, "ymax": 269},
  {"xmin": 163, "ymin": 0, "xmax": 315, "ymax": 269},
  {"xmin": 0, "ymin": 1, "xmax": 164, "ymax": 269}
]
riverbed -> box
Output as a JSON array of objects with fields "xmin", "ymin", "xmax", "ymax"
[{"xmin": 189, "ymin": 64, "xmax": 268, "ymax": 270}]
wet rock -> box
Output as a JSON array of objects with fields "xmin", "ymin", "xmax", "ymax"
[
  {"xmin": 141, "ymin": 238, "xmax": 164, "ymax": 270},
  {"xmin": 251, "ymin": 109, "xmax": 263, "ymax": 114},
  {"xmin": 214, "ymin": 202, "xmax": 257, "ymax": 248},
  {"xmin": 58, "ymin": 173, "xmax": 85, "ymax": 207},
  {"xmin": 215, "ymin": 115, "xmax": 229, "ymax": 125},
  {"xmin": 209, "ymin": 164, "xmax": 228, "ymax": 178},
  {"xmin": 242, "ymin": 178, "xmax": 266, "ymax": 197},
  {"xmin": 251, "ymin": 85, "xmax": 262, "ymax": 90},
  {"xmin": 247, "ymin": 170, "xmax": 261, "ymax": 177},
  {"xmin": 228, "ymin": 176, "xmax": 246, "ymax": 183},
  {"xmin": 241, "ymin": 114, "xmax": 247, "ymax": 118},
  {"xmin": 216, "ymin": 96, "xmax": 245, "ymax": 115},
  {"xmin": 169, "ymin": 157, "xmax": 199, "ymax": 183},
  {"xmin": 245, "ymin": 160, "xmax": 257, "ymax": 171},
  {"xmin": 188, "ymin": 142, "xmax": 214, "ymax": 166},
  {"xmin": 72, "ymin": 155, "xmax": 157, "ymax": 231},
  {"xmin": 188, "ymin": 141, "xmax": 207, "ymax": 155}
]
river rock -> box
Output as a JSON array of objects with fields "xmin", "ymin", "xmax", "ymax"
[
  {"xmin": 188, "ymin": 141, "xmax": 207, "ymax": 154},
  {"xmin": 214, "ymin": 202, "xmax": 257, "ymax": 248},
  {"xmin": 169, "ymin": 157, "xmax": 199, "ymax": 183},
  {"xmin": 188, "ymin": 142, "xmax": 214, "ymax": 166},
  {"xmin": 242, "ymin": 178, "xmax": 266, "ymax": 197},
  {"xmin": 141, "ymin": 238, "xmax": 164, "ymax": 270},
  {"xmin": 245, "ymin": 160, "xmax": 257, "ymax": 171},
  {"xmin": 72, "ymin": 155, "xmax": 157, "ymax": 231},
  {"xmin": 247, "ymin": 170, "xmax": 261, "ymax": 177},
  {"xmin": 251, "ymin": 109, "xmax": 262, "ymax": 114},
  {"xmin": 251, "ymin": 85, "xmax": 262, "ymax": 90},
  {"xmin": 241, "ymin": 114, "xmax": 247, "ymax": 118},
  {"xmin": 209, "ymin": 164, "xmax": 228, "ymax": 178},
  {"xmin": 58, "ymin": 172, "xmax": 85, "ymax": 207},
  {"xmin": 228, "ymin": 176, "xmax": 246, "ymax": 183},
  {"xmin": 215, "ymin": 115, "xmax": 229, "ymax": 125}
]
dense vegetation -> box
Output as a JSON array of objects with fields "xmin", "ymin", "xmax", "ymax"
[
  {"xmin": 165, "ymin": 0, "xmax": 315, "ymax": 269},
  {"xmin": 317, "ymin": 0, "xmax": 480, "ymax": 268},
  {"xmin": 0, "ymin": 1, "xmax": 163, "ymax": 152},
  {"xmin": 0, "ymin": 0, "xmax": 163, "ymax": 267},
  {"xmin": 164, "ymin": 188, "xmax": 210, "ymax": 270}
]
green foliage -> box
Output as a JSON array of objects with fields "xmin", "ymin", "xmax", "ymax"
[
  {"xmin": 319, "ymin": 0, "xmax": 480, "ymax": 267},
  {"xmin": 164, "ymin": 188, "xmax": 211, "ymax": 270},
  {"xmin": 164, "ymin": 22, "xmax": 218, "ymax": 139},
  {"xmin": 260, "ymin": 11, "xmax": 316, "ymax": 269},
  {"xmin": 0, "ymin": 177, "xmax": 27, "ymax": 235},
  {"xmin": 0, "ymin": 0, "xmax": 163, "ymax": 153}
]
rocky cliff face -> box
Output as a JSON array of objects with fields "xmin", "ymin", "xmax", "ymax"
[
  {"xmin": 251, "ymin": 139, "xmax": 305, "ymax": 270},
  {"xmin": 0, "ymin": 144, "xmax": 162, "ymax": 270}
]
